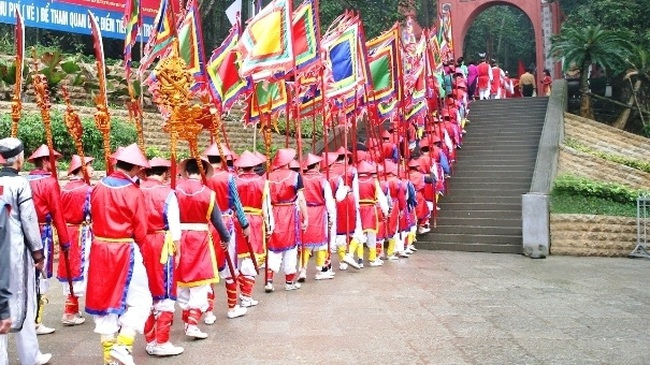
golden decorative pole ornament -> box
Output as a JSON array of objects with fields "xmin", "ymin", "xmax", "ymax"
[
  {"xmin": 62, "ymin": 86, "xmax": 91, "ymax": 184},
  {"xmin": 11, "ymin": 9, "xmax": 25, "ymax": 138}
]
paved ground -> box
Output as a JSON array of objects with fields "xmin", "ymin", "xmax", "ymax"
[{"xmin": 5, "ymin": 251, "xmax": 650, "ymax": 364}]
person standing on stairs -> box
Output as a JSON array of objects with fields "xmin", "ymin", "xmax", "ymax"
[
  {"xmin": 518, "ymin": 68, "xmax": 536, "ymax": 97},
  {"xmin": 476, "ymin": 56, "xmax": 493, "ymax": 100}
]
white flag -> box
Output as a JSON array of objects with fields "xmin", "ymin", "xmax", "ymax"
[{"xmin": 226, "ymin": 0, "xmax": 242, "ymax": 26}]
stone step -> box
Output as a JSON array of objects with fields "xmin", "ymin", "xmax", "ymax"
[
  {"xmin": 416, "ymin": 241, "xmax": 523, "ymax": 254},
  {"xmin": 418, "ymin": 232, "xmax": 523, "ymax": 245}
]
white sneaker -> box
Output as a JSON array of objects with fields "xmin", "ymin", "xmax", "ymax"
[
  {"xmin": 264, "ymin": 282, "xmax": 274, "ymax": 293},
  {"xmin": 34, "ymin": 353, "xmax": 52, "ymax": 365},
  {"xmin": 109, "ymin": 345, "xmax": 135, "ymax": 365},
  {"xmin": 408, "ymin": 245, "xmax": 418, "ymax": 252},
  {"xmin": 343, "ymin": 255, "xmax": 361, "ymax": 270},
  {"xmin": 404, "ymin": 248, "xmax": 414, "ymax": 254},
  {"xmin": 185, "ymin": 325, "xmax": 208, "ymax": 339},
  {"xmin": 398, "ymin": 251, "xmax": 410, "ymax": 258},
  {"xmin": 35, "ymin": 323, "xmax": 55, "ymax": 335},
  {"xmin": 314, "ymin": 271, "xmax": 335, "ymax": 280},
  {"xmin": 417, "ymin": 226, "xmax": 431, "ymax": 234},
  {"xmin": 151, "ymin": 342, "xmax": 184, "ymax": 357},
  {"xmin": 339, "ymin": 262, "xmax": 348, "ymax": 271},
  {"xmin": 227, "ymin": 305, "xmax": 247, "ymax": 319},
  {"xmin": 145, "ymin": 341, "xmax": 156, "ymax": 355},
  {"xmin": 388, "ymin": 255, "xmax": 399, "ymax": 261},
  {"xmin": 358, "ymin": 259, "xmax": 364, "ymax": 269},
  {"xmin": 240, "ymin": 296, "xmax": 259, "ymax": 308},
  {"xmin": 203, "ymin": 311, "xmax": 217, "ymax": 325},
  {"xmin": 369, "ymin": 259, "xmax": 384, "ymax": 267},
  {"xmin": 61, "ymin": 312, "xmax": 85, "ymax": 326},
  {"xmin": 297, "ymin": 268, "xmax": 307, "ymax": 283},
  {"xmin": 285, "ymin": 282, "xmax": 301, "ymax": 291}
]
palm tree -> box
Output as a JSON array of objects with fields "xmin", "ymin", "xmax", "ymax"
[
  {"xmin": 551, "ymin": 25, "xmax": 632, "ymax": 119},
  {"xmin": 613, "ymin": 46, "xmax": 650, "ymax": 130}
]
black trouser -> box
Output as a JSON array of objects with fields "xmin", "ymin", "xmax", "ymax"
[{"xmin": 522, "ymin": 84, "xmax": 534, "ymax": 97}]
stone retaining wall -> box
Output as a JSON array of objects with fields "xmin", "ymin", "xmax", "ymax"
[{"xmin": 550, "ymin": 214, "xmax": 637, "ymax": 257}]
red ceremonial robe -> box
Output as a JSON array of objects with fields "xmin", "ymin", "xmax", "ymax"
[
  {"xmin": 234, "ymin": 172, "xmax": 267, "ymax": 261},
  {"xmin": 27, "ymin": 170, "xmax": 71, "ymax": 278},
  {"xmin": 267, "ymin": 168, "xmax": 300, "ymax": 252},
  {"xmin": 57, "ymin": 178, "xmax": 92, "ymax": 282},
  {"xmin": 409, "ymin": 170, "xmax": 430, "ymax": 221},
  {"xmin": 140, "ymin": 179, "xmax": 177, "ymax": 300},
  {"xmin": 358, "ymin": 175, "xmax": 379, "ymax": 233},
  {"xmin": 85, "ymin": 171, "xmax": 147, "ymax": 316},
  {"xmin": 175, "ymin": 178, "xmax": 220, "ymax": 287},
  {"xmin": 302, "ymin": 170, "xmax": 328, "ymax": 247},
  {"xmin": 387, "ymin": 176, "xmax": 405, "ymax": 237},
  {"xmin": 377, "ymin": 180, "xmax": 390, "ymax": 240},
  {"xmin": 328, "ymin": 162, "xmax": 357, "ymax": 235},
  {"xmin": 477, "ymin": 61, "xmax": 491, "ymax": 90}
]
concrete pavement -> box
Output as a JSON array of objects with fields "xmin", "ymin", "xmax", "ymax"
[{"xmin": 6, "ymin": 251, "xmax": 650, "ymax": 364}]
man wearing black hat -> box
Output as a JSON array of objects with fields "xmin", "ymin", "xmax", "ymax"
[{"xmin": 0, "ymin": 137, "xmax": 52, "ymax": 365}]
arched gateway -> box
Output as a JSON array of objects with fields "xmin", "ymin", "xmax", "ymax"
[{"xmin": 438, "ymin": 0, "xmax": 562, "ymax": 91}]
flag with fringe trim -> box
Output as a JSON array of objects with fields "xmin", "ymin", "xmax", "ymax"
[
  {"xmin": 292, "ymin": 0, "xmax": 320, "ymax": 75},
  {"xmin": 178, "ymin": 0, "xmax": 208, "ymax": 90},
  {"xmin": 248, "ymin": 80, "xmax": 289, "ymax": 124},
  {"xmin": 238, "ymin": 0, "xmax": 295, "ymax": 81},
  {"xmin": 139, "ymin": 0, "xmax": 177, "ymax": 74},
  {"xmin": 366, "ymin": 24, "xmax": 400, "ymax": 120},
  {"xmin": 207, "ymin": 22, "xmax": 252, "ymax": 113}
]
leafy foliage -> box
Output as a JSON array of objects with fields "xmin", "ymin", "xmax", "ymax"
[
  {"xmin": 552, "ymin": 174, "xmax": 647, "ymax": 204},
  {"xmin": 0, "ymin": 111, "xmax": 137, "ymax": 170},
  {"xmin": 550, "ymin": 191, "xmax": 637, "ymax": 217}
]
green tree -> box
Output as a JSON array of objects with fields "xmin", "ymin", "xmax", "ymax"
[
  {"xmin": 613, "ymin": 47, "xmax": 650, "ymax": 130},
  {"xmin": 551, "ymin": 25, "xmax": 632, "ymax": 119}
]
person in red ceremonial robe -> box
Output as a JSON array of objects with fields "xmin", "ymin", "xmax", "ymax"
[
  {"xmin": 85, "ymin": 144, "xmax": 152, "ymax": 365},
  {"xmin": 139, "ymin": 157, "xmax": 184, "ymax": 358},
  {"xmin": 327, "ymin": 147, "xmax": 362, "ymax": 271},
  {"xmin": 26, "ymin": 144, "xmax": 71, "ymax": 336},
  {"xmin": 233, "ymin": 151, "xmax": 273, "ymax": 304},
  {"xmin": 203, "ymin": 143, "xmax": 250, "ymax": 324},
  {"xmin": 375, "ymin": 164, "xmax": 391, "ymax": 259},
  {"xmin": 298, "ymin": 153, "xmax": 343, "ymax": 281},
  {"xmin": 175, "ymin": 157, "xmax": 231, "ymax": 340},
  {"xmin": 380, "ymin": 130, "xmax": 399, "ymax": 162},
  {"xmin": 265, "ymin": 148, "xmax": 309, "ymax": 292},
  {"xmin": 408, "ymin": 159, "xmax": 432, "ymax": 245},
  {"xmin": 57, "ymin": 155, "xmax": 94, "ymax": 327},
  {"xmin": 490, "ymin": 60, "xmax": 505, "ymax": 99},
  {"xmin": 503, "ymin": 71, "xmax": 515, "ymax": 98},
  {"xmin": 476, "ymin": 56, "xmax": 492, "ymax": 100},
  {"xmin": 356, "ymin": 161, "xmax": 389, "ymax": 268},
  {"xmin": 382, "ymin": 161, "xmax": 407, "ymax": 260},
  {"xmin": 396, "ymin": 169, "xmax": 416, "ymax": 259}
]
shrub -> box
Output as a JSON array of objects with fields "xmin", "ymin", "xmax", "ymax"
[
  {"xmin": 552, "ymin": 174, "xmax": 648, "ymax": 204},
  {"xmin": 0, "ymin": 110, "xmax": 137, "ymax": 170},
  {"xmin": 564, "ymin": 138, "xmax": 650, "ymax": 174}
]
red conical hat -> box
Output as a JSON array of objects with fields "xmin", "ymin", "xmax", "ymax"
[
  {"xmin": 321, "ymin": 152, "xmax": 338, "ymax": 167},
  {"xmin": 111, "ymin": 143, "xmax": 150, "ymax": 168},
  {"xmin": 335, "ymin": 146, "xmax": 351, "ymax": 156},
  {"xmin": 302, "ymin": 153, "xmax": 322, "ymax": 168},
  {"xmin": 384, "ymin": 160, "xmax": 398, "ymax": 175},
  {"xmin": 203, "ymin": 142, "xmax": 232, "ymax": 157},
  {"xmin": 148, "ymin": 157, "xmax": 171, "ymax": 168},
  {"xmin": 28, "ymin": 144, "xmax": 62, "ymax": 162},
  {"xmin": 381, "ymin": 130, "xmax": 392, "ymax": 139},
  {"xmin": 272, "ymin": 148, "xmax": 296, "ymax": 169},
  {"xmin": 357, "ymin": 160, "xmax": 375, "ymax": 175},
  {"xmin": 179, "ymin": 156, "xmax": 214, "ymax": 178},
  {"xmin": 253, "ymin": 151, "xmax": 267, "ymax": 163},
  {"xmin": 289, "ymin": 159, "xmax": 301, "ymax": 169},
  {"xmin": 234, "ymin": 151, "xmax": 261, "ymax": 168},
  {"xmin": 67, "ymin": 155, "xmax": 94, "ymax": 175}
]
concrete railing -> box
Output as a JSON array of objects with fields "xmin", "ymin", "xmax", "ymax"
[{"xmin": 522, "ymin": 79, "xmax": 567, "ymax": 258}]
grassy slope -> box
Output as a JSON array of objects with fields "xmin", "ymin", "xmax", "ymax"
[{"xmin": 550, "ymin": 192, "xmax": 637, "ymax": 217}]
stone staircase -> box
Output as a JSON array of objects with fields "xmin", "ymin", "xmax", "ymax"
[{"xmin": 418, "ymin": 97, "xmax": 549, "ymax": 253}]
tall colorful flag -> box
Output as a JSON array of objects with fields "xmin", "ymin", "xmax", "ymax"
[
  {"xmin": 139, "ymin": 0, "xmax": 177, "ymax": 74},
  {"xmin": 321, "ymin": 12, "xmax": 369, "ymax": 105},
  {"xmin": 207, "ymin": 22, "xmax": 252, "ymax": 113},
  {"xmin": 248, "ymin": 80, "xmax": 289, "ymax": 124},
  {"xmin": 292, "ymin": 0, "xmax": 320, "ymax": 76},
  {"xmin": 178, "ymin": 0, "xmax": 208, "ymax": 89},
  {"xmin": 123, "ymin": 0, "xmax": 142, "ymax": 79},
  {"xmin": 237, "ymin": 0, "xmax": 295, "ymax": 81},
  {"xmin": 366, "ymin": 24, "xmax": 400, "ymax": 120}
]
